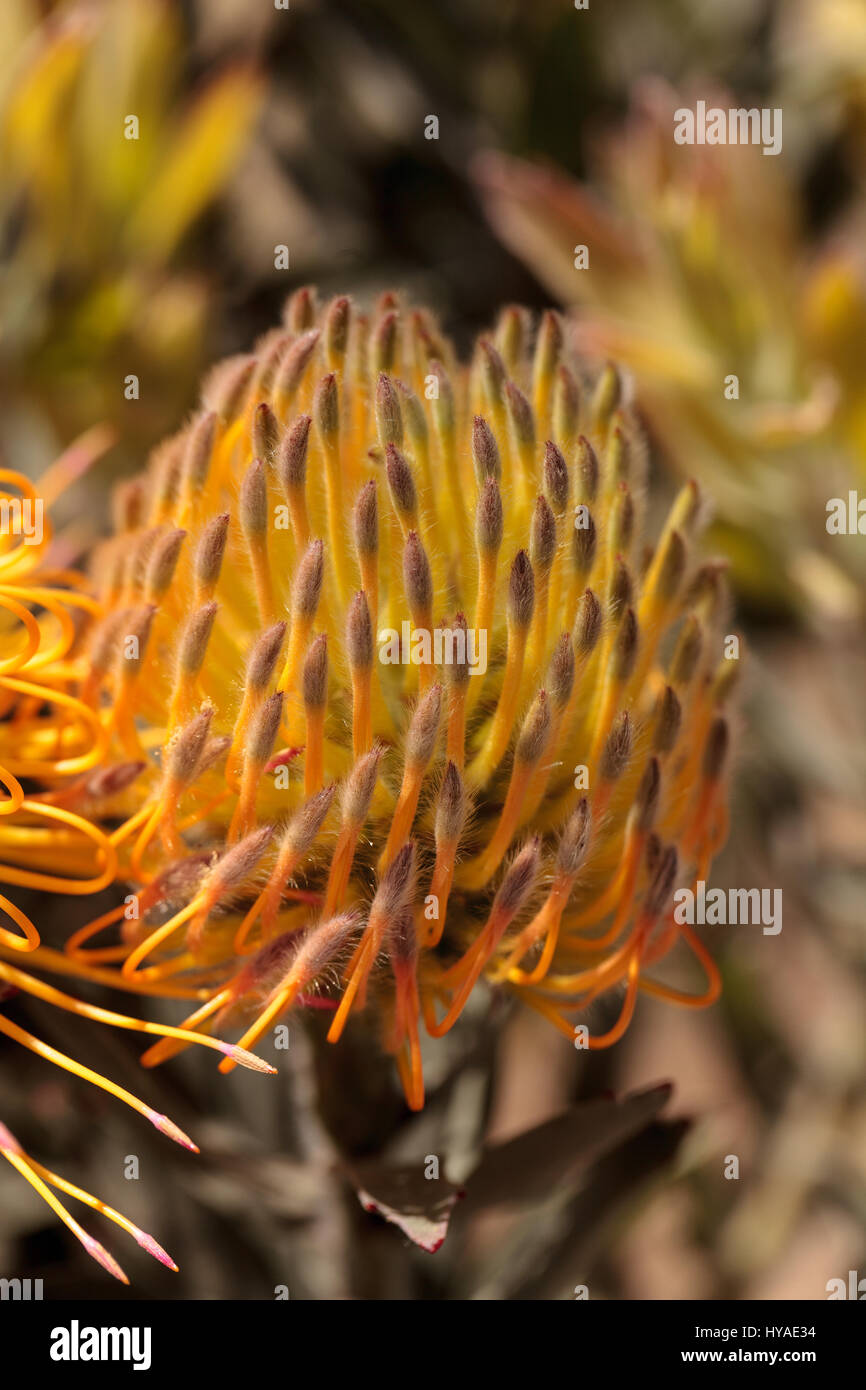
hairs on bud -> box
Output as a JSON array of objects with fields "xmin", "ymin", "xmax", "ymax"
[
  {"xmin": 346, "ymin": 592, "xmax": 374, "ymax": 670},
  {"xmin": 476, "ymin": 477, "xmax": 504, "ymax": 553},
  {"xmin": 471, "ymin": 416, "xmax": 502, "ymax": 484},
  {"xmin": 206, "ymin": 825, "xmax": 274, "ymax": 898},
  {"xmin": 436, "ymin": 760, "xmax": 468, "ymax": 844},
  {"xmin": 342, "ymin": 746, "xmax": 383, "ymax": 825},
  {"xmin": 405, "ymin": 684, "xmax": 442, "ymax": 767},
  {"xmin": 600, "ymin": 711, "xmax": 632, "ymax": 782},
  {"xmin": 166, "ymin": 708, "xmax": 214, "ymax": 787},
  {"xmin": 508, "ymin": 550, "xmax": 535, "ymax": 629},
  {"xmin": 194, "ymin": 514, "xmax": 229, "ymax": 593},
  {"xmin": 303, "ymin": 634, "xmax": 328, "ymax": 709},
  {"xmin": 557, "ymin": 799, "xmax": 592, "ymax": 876},
  {"xmin": 494, "ymin": 838, "xmax": 541, "ymax": 920},
  {"xmin": 247, "ymin": 623, "xmax": 287, "ymax": 690}
]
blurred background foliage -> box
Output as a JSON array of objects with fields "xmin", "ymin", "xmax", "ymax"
[
  {"xmin": 1, "ymin": 0, "xmax": 864, "ymax": 1300},
  {"xmin": 0, "ymin": 0, "xmax": 260, "ymax": 469}
]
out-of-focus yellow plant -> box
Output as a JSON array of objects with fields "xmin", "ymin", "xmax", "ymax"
[
  {"xmin": 776, "ymin": 0, "xmax": 866, "ymax": 151},
  {"xmin": 0, "ymin": 0, "xmax": 260, "ymax": 444},
  {"xmin": 474, "ymin": 80, "xmax": 866, "ymax": 623}
]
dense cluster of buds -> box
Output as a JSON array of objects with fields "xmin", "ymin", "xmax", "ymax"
[{"xmin": 0, "ymin": 289, "xmax": 736, "ymax": 1277}]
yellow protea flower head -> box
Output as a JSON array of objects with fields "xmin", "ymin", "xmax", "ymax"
[{"xmin": 0, "ymin": 289, "xmax": 737, "ymax": 1277}]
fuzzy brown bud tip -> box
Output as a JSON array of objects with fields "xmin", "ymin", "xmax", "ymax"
[
  {"xmin": 240, "ymin": 459, "xmax": 268, "ymax": 535},
  {"xmin": 600, "ymin": 710, "xmax": 632, "ymax": 782},
  {"xmin": 508, "ymin": 550, "xmax": 535, "ymax": 629},
  {"xmin": 547, "ymin": 633, "xmax": 575, "ymax": 709},
  {"xmin": 657, "ymin": 529, "xmax": 687, "ymax": 602},
  {"xmin": 247, "ymin": 622, "xmax": 287, "ymax": 690},
  {"xmin": 275, "ymin": 329, "xmax": 320, "ymax": 400},
  {"xmin": 575, "ymin": 588, "xmax": 602, "ymax": 655},
  {"xmin": 445, "ymin": 612, "xmax": 471, "ymax": 687},
  {"xmin": 342, "ymin": 746, "xmax": 383, "ymax": 825},
  {"xmin": 313, "ymin": 372, "xmax": 339, "ymax": 441},
  {"xmin": 166, "ymin": 707, "xmax": 214, "ymax": 786},
  {"xmin": 611, "ymin": 483, "xmax": 634, "ymax": 552},
  {"xmin": 576, "ymin": 436, "xmax": 599, "ymax": 502},
  {"xmin": 403, "ymin": 531, "xmax": 433, "ymax": 615},
  {"xmin": 646, "ymin": 845, "xmax": 678, "ymax": 919},
  {"xmin": 479, "ymin": 338, "xmax": 506, "ymax": 406},
  {"xmin": 353, "ymin": 479, "xmax": 378, "ymax": 557},
  {"xmin": 557, "ymin": 798, "xmax": 592, "ymax": 877},
  {"xmin": 607, "ymin": 425, "xmax": 630, "ymax": 483},
  {"xmin": 515, "ymin": 690, "xmax": 551, "ymax": 764},
  {"xmin": 613, "ymin": 607, "xmax": 639, "ymax": 682},
  {"xmin": 197, "ymin": 735, "xmax": 231, "ymax": 776},
  {"xmin": 634, "ymin": 757, "xmax": 661, "ymax": 832},
  {"xmin": 405, "ymin": 683, "xmax": 442, "ymax": 767},
  {"xmin": 534, "ymin": 310, "xmax": 562, "ymax": 373},
  {"xmin": 530, "ymin": 496, "xmax": 556, "ymax": 575},
  {"xmin": 543, "ymin": 440, "xmax": 569, "ymax": 513},
  {"xmin": 375, "ymin": 373, "xmax": 403, "ymax": 448},
  {"xmin": 252, "ymin": 402, "xmax": 280, "ymax": 466},
  {"xmin": 653, "ymin": 685, "xmax": 682, "ymax": 754},
  {"xmin": 81, "ymin": 761, "xmax": 145, "ymax": 802},
  {"xmin": 279, "ymin": 415, "xmax": 311, "ymax": 493},
  {"xmin": 496, "ymin": 305, "xmax": 527, "ymax": 369},
  {"xmin": 476, "ymin": 476, "xmax": 503, "ymax": 554},
  {"xmin": 292, "ymin": 912, "xmax": 359, "ymax": 984},
  {"xmin": 609, "ymin": 556, "xmax": 634, "ymax": 621},
  {"xmin": 375, "ymin": 840, "xmax": 416, "ymax": 917},
  {"xmin": 494, "ymin": 837, "xmax": 541, "ymax": 920},
  {"xmin": 703, "ymin": 716, "xmax": 730, "ymax": 782},
  {"xmin": 285, "ymin": 286, "xmax": 318, "ymax": 332},
  {"xmin": 293, "ymin": 540, "xmax": 324, "ymax": 620},
  {"xmin": 194, "ymin": 513, "xmax": 229, "ymax": 592},
  {"xmin": 347, "ymin": 592, "xmax": 374, "ymax": 671},
  {"xmin": 435, "ymin": 760, "xmax": 467, "ymax": 844},
  {"xmin": 208, "ymin": 825, "xmax": 274, "ymax": 896},
  {"xmin": 248, "ymin": 691, "xmax": 284, "ymax": 766},
  {"xmin": 325, "ymin": 296, "xmax": 351, "ymax": 363},
  {"xmin": 146, "ymin": 528, "xmax": 185, "ymax": 598},
  {"xmin": 285, "ymin": 783, "xmax": 336, "ymax": 856},
  {"xmin": 385, "ymin": 444, "xmax": 417, "ymax": 518},
  {"xmin": 471, "ymin": 416, "xmax": 502, "ymax": 484},
  {"xmin": 505, "ymin": 380, "xmax": 535, "ymax": 452},
  {"xmin": 303, "ymin": 634, "xmax": 328, "ymax": 709},
  {"xmin": 372, "ymin": 310, "xmax": 399, "ymax": 374}
]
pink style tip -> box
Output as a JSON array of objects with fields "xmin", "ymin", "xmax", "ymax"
[
  {"xmin": 83, "ymin": 1234, "xmax": 130, "ymax": 1284},
  {"xmin": 148, "ymin": 1110, "xmax": 200, "ymax": 1152},
  {"xmin": 134, "ymin": 1229, "xmax": 179, "ymax": 1272}
]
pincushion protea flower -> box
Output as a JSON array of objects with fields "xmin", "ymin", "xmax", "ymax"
[{"xmin": 0, "ymin": 288, "xmax": 736, "ymax": 1279}]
